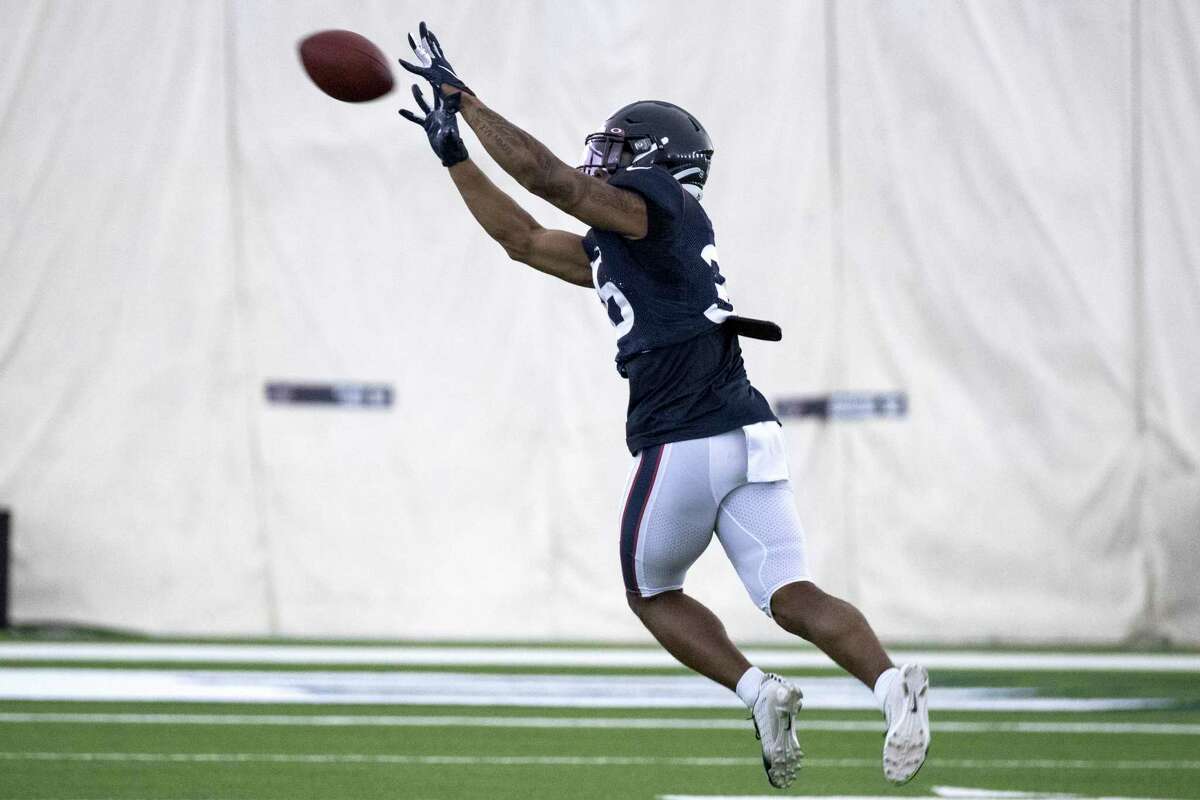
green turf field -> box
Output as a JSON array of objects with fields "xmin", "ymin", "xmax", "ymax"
[{"xmin": 1, "ymin": 638, "xmax": 1197, "ymax": 799}]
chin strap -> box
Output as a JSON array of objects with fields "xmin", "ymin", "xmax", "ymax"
[{"xmin": 681, "ymin": 183, "xmax": 704, "ymax": 201}]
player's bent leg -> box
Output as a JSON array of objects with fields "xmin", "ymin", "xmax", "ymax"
[
  {"xmin": 627, "ymin": 591, "xmax": 803, "ymax": 788},
  {"xmin": 715, "ymin": 479, "xmax": 929, "ymax": 783},
  {"xmin": 713, "ymin": 480, "xmax": 892, "ymax": 688},
  {"xmin": 618, "ymin": 434, "xmax": 802, "ymax": 788},
  {"xmin": 626, "ymin": 590, "xmax": 749, "ymax": 690},
  {"xmin": 770, "ymin": 582, "xmax": 930, "ymax": 783},
  {"xmin": 626, "ymin": 590, "xmax": 803, "ymax": 789},
  {"xmin": 769, "ymin": 581, "xmax": 893, "ymax": 689}
]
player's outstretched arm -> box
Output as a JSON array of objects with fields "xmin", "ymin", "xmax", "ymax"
[
  {"xmin": 399, "ymin": 21, "xmax": 648, "ymax": 239},
  {"xmin": 400, "ymin": 84, "xmax": 591, "ymax": 288},
  {"xmin": 455, "ymin": 94, "xmax": 648, "ymax": 240},
  {"xmin": 449, "ymin": 159, "xmax": 593, "ymax": 288}
]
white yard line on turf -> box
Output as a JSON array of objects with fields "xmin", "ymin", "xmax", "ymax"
[
  {"xmin": 661, "ymin": 797, "xmax": 1174, "ymax": 800},
  {"xmin": 1, "ymin": 643, "xmax": 1198, "ymax": 672},
  {"xmin": 0, "ymin": 752, "xmax": 1197, "ymax": 770},
  {"xmin": 0, "ymin": 668, "xmax": 1174, "ymax": 711},
  {"xmin": 929, "ymin": 789, "xmax": 1135, "ymax": 799},
  {"xmin": 1, "ymin": 712, "xmax": 1198, "ymax": 736},
  {"xmin": 660, "ymin": 795, "xmax": 1178, "ymax": 800},
  {"xmin": 928, "ymin": 788, "xmax": 1183, "ymax": 800}
]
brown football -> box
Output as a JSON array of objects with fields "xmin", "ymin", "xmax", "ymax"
[{"xmin": 298, "ymin": 30, "xmax": 394, "ymax": 103}]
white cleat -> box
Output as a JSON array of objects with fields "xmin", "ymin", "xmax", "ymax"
[
  {"xmin": 751, "ymin": 672, "xmax": 803, "ymax": 789},
  {"xmin": 882, "ymin": 663, "xmax": 931, "ymax": 785}
]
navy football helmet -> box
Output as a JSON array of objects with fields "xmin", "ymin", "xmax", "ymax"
[{"xmin": 578, "ymin": 100, "xmax": 714, "ymax": 199}]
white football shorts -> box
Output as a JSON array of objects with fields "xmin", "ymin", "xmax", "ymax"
[{"xmin": 618, "ymin": 421, "xmax": 812, "ymax": 616}]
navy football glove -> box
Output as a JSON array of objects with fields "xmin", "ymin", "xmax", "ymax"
[
  {"xmin": 400, "ymin": 84, "xmax": 469, "ymax": 167},
  {"xmin": 398, "ymin": 21, "xmax": 473, "ymax": 97}
]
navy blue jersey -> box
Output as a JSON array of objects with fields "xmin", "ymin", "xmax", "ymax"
[{"xmin": 582, "ymin": 165, "xmax": 777, "ymax": 454}]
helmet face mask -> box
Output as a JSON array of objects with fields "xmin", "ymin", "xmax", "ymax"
[
  {"xmin": 577, "ymin": 130, "xmax": 655, "ymax": 177},
  {"xmin": 578, "ymin": 132, "xmax": 628, "ymax": 177}
]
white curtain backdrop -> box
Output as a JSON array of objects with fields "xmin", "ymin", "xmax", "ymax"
[{"xmin": 1, "ymin": 0, "xmax": 1196, "ymax": 643}]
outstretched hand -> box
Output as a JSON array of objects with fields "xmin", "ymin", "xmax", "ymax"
[
  {"xmin": 400, "ymin": 84, "xmax": 469, "ymax": 167},
  {"xmin": 398, "ymin": 21, "xmax": 473, "ymax": 98}
]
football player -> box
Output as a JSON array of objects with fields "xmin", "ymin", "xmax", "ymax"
[{"xmin": 399, "ymin": 22, "xmax": 930, "ymax": 788}]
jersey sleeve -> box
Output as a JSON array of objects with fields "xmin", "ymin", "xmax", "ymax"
[{"xmin": 608, "ymin": 166, "xmax": 687, "ymax": 240}]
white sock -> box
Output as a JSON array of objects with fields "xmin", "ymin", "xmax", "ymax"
[
  {"xmin": 873, "ymin": 666, "xmax": 900, "ymax": 712},
  {"xmin": 735, "ymin": 666, "xmax": 765, "ymax": 709}
]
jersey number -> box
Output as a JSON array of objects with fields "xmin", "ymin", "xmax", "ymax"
[
  {"xmin": 598, "ymin": 282, "xmax": 635, "ymax": 338},
  {"xmin": 591, "ymin": 244, "xmax": 734, "ymax": 339},
  {"xmin": 592, "ymin": 247, "xmax": 635, "ymax": 339},
  {"xmin": 702, "ymin": 244, "xmax": 734, "ymax": 324}
]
